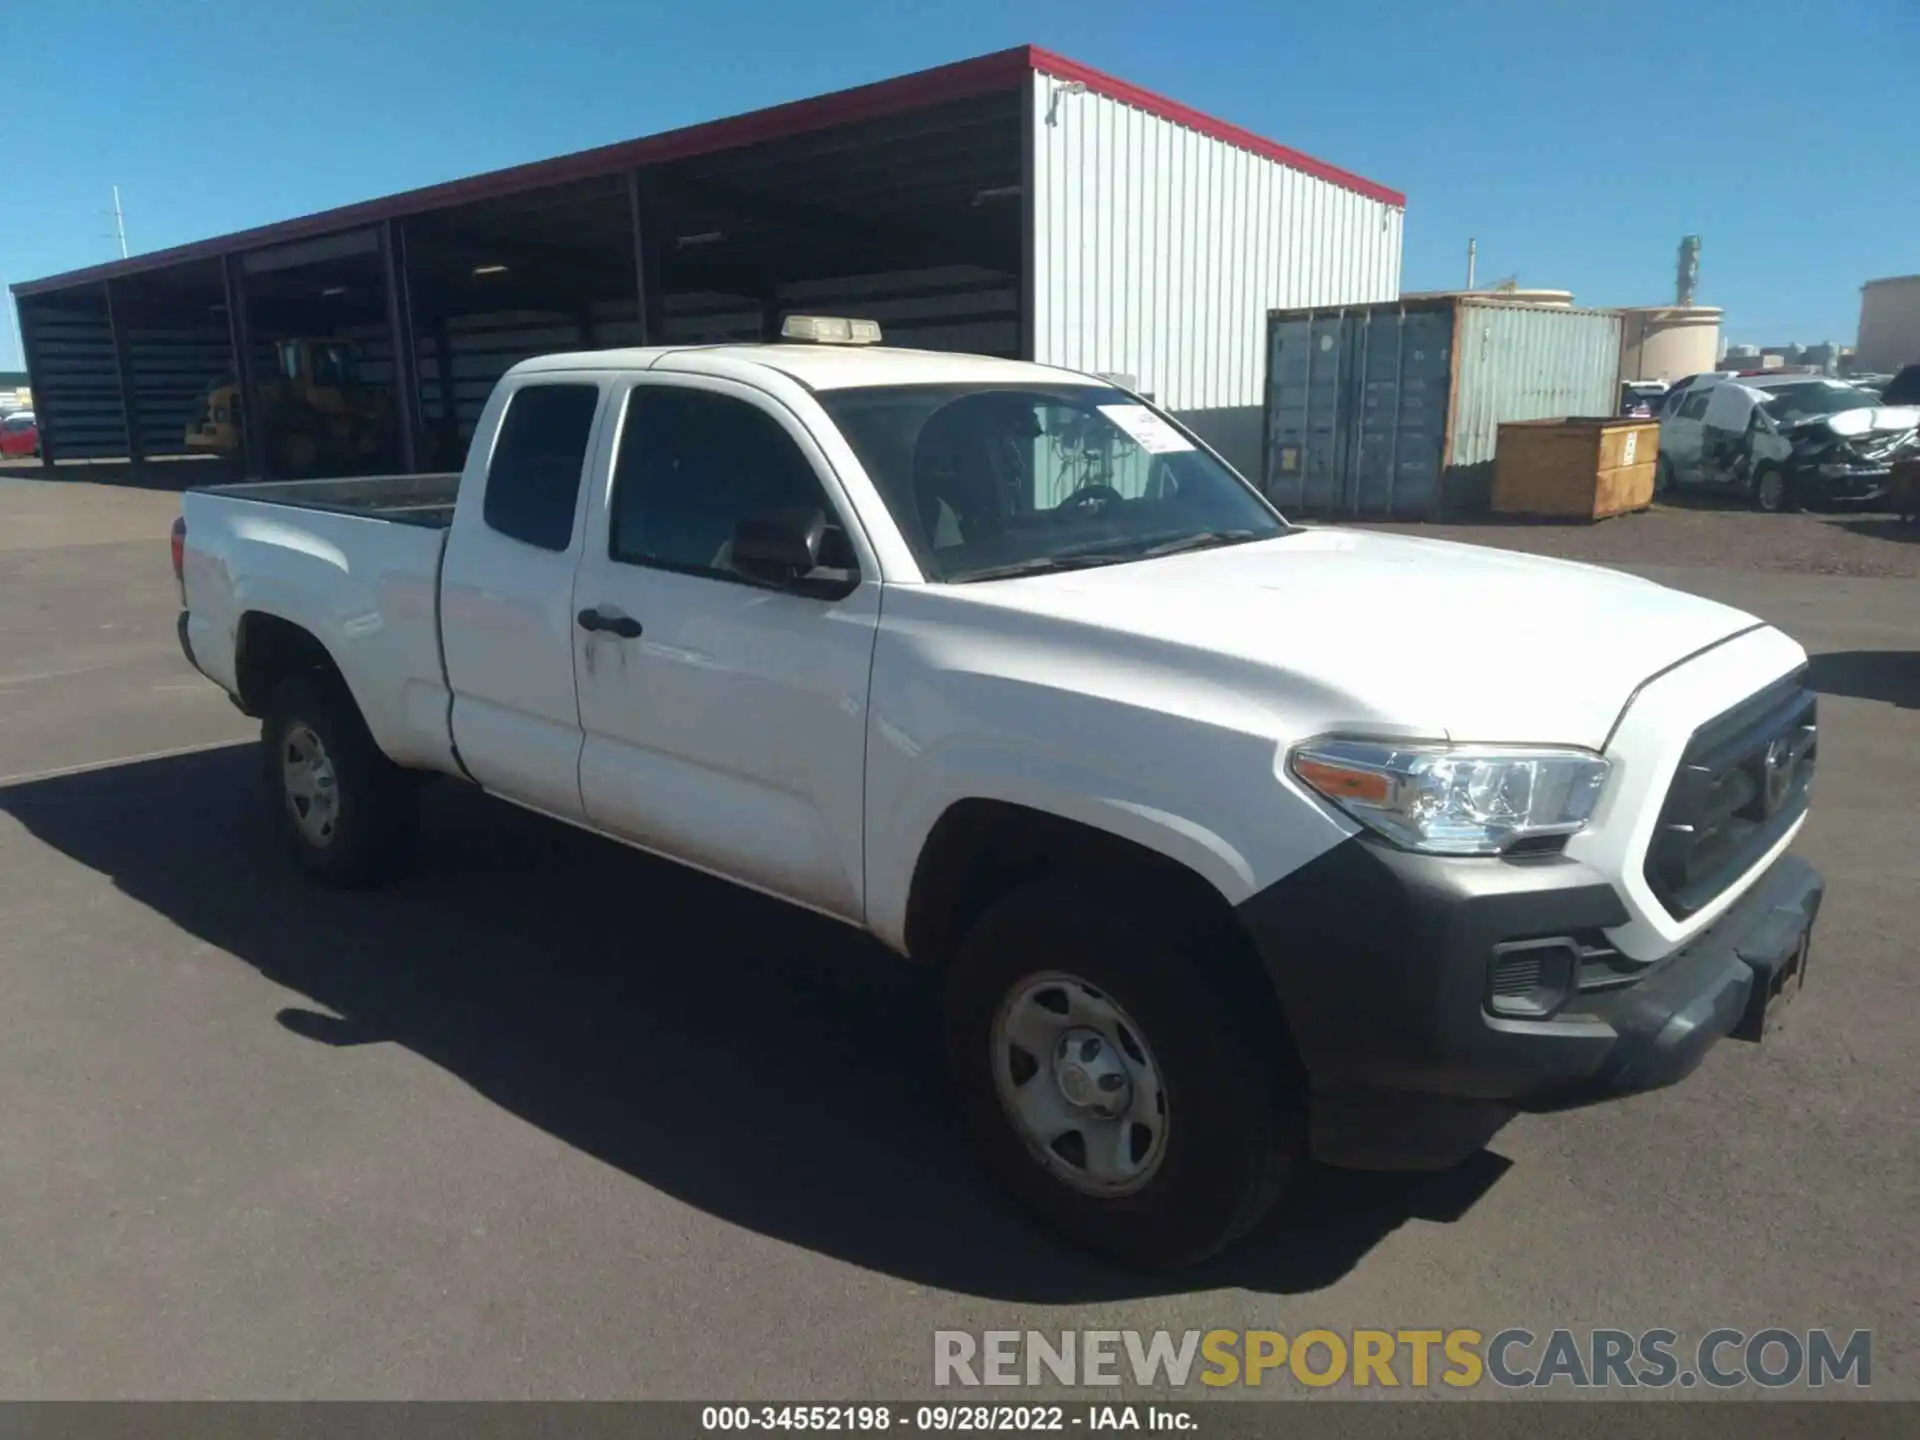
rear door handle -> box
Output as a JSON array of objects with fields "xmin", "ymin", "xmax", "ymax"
[{"xmin": 576, "ymin": 607, "xmax": 643, "ymax": 639}]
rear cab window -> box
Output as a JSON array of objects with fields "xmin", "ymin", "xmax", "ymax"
[{"xmin": 482, "ymin": 383, "xmax": 602, "ymax": 551}]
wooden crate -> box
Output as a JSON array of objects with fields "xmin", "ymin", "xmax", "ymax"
[{"xmin": 1491, "ymin": 417, "xmax": 1660, "ymax": 521}]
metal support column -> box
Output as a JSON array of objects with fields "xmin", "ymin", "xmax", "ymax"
[
  {"xmin": 381, "ymin": 218, "xmax": 421, "ymax": 475},
  {"xmin": 432, "ymin": 325, "xmax": 454, "ymax": 422},
  {"xmin": 14, "ymin": 296, "xmax": 56, "ymax": 466},
  {"xmin": 102, "ymin": 279, "xmax": 145, "ymax": 466},
  {"xmin": 1018, "ymin": 76, "xmax": 1037, "ymax": 362},
  {"xmin": 627, "ymin": 168, "xmax": 664, "ymax": 345},
  {"xmin": 221, "ymin": 253, "xmax": 264, "ymax": 477}
]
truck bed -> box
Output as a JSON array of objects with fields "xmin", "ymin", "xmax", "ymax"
[{"xmin": 193, "ymin": 472, "xmax": 463, "ymax": 528}]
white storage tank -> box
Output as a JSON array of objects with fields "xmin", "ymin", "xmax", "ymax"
[
  {"xmin": 1617, "ymin": 305, "xmax": 1722, "ymax": 382},
  {"xmin": 1856, "ymin": 275, "xmax": 1920, "ymax": 373}
]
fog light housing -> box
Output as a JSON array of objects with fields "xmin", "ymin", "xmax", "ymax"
[{"xmin": 1488, "ymin": 938, "xmax": 1577, "ymax": 1018}]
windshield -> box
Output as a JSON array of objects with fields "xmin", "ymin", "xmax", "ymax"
[
  {"xmin": 1759, "ymin": 382, "xmax": 1877, "ymax": 424},
  {"xmin": 815, "ymin": 384, "xmax": 1288, "ymax": 582}
]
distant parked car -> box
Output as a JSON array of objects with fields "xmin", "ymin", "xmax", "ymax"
[
  {"xmin": 1657, "ymin": 374, "xmax": 1919, "ymax": 511},
  {"xmin": 0, "ymin": 411, "xmax": 38, "ymax": 459},
  {"xmin": 1620, "ymin": 381, "xmax": 1667, "ymax": 417}
]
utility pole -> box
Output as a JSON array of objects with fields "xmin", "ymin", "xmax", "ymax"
[
  {"xmin": 1466, "ymin": 237, "xmax": 1477, "ymax": 291},
  {"xmin": 1, "ymin": 275, "xmax": 22, "ymax": 372},
  {"xmin": 111, "ymin": 186, "xmax": 129, "ymax": 259}
]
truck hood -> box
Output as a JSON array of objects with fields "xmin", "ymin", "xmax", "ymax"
[{"xmin": 972, "ymin": 527, "xmax": 1765, "ymax": 749}]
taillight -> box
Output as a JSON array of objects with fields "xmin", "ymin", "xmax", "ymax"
[{"xmin": 170, "ymin": 516, "xmax": 187, "ymax": 587}]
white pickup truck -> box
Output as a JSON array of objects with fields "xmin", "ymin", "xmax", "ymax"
[{"xmin": 174, "ymin": 318, "xmax": 1824, "ymax": 1270}]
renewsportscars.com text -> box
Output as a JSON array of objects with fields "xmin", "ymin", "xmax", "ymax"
[{"xmin": 933, "ymin": 1328, "xmax": 1871, "ymax": 1391}]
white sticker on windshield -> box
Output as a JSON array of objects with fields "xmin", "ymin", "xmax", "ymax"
[{"xmin": 1098, "ymin": 404, "xmax": 1194, "ymax": 454}]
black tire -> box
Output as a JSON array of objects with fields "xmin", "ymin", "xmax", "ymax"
[
  {"xmin": 944, "ymin": 879, "xmax": 1304, "ymax": 1271},
  {"xmin": 261, "ymin": 673, "xmax": 417, "ymax": 887},
  {"xmin": 1751, "ymin": 464, "xmax": 1799, "ymax": 514}
]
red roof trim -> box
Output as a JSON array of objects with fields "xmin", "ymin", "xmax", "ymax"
[
  {"xmin": 1025, "ymin": 47, "xmax": 1405, "ymax": 208},
  {"xmin": 15, "ymin": 43, "xmax": 1400, "ymax": 298}
]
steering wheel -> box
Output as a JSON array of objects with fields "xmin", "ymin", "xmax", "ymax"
[{"xmin": 1059, "ymin": 482, "xmax": 1125, "ymax": 512}]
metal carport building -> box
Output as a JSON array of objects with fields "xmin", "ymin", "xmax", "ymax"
[{"xmin": 11, "ymin": 45, "xmax": 1403, "ymax": 483}]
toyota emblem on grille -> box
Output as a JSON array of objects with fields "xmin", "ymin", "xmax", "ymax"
[{"xmin": 1761, "ymin": 728, "xmax": 1809, "ymax": 815}]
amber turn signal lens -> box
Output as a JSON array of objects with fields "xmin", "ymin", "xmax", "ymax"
[{"xmin": 1293, "ymin": 757, "xmax": 1392, "ymax": 805}]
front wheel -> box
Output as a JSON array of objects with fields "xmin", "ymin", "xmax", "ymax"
[
  {"xmin": 944, "ymin": 881, "xmax": 1304, "ymax": 1270},
  {"xmin": 1654, "ymin": 454, "xmax": 1675, "ymax": 499},
  {"xmin": 262, "ymin": 673, "xmax": 418, "ymax": 886},
  {"xmin": 1751, "ymin": 464, "xmax": 1799, "ymax": 514}
]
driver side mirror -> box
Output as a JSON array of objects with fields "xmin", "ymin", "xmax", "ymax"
[{"xmin": 731, "ymin": 507, "xmax": 859, "ymax": 599}]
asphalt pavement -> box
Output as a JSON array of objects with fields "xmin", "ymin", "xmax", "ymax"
[{"xmin": 0, "ymin": 476, "xmax": 1914, "ymax": 1400}]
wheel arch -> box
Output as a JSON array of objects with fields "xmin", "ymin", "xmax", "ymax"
[
  {"xmin": 234, "ymin": 610, "xmax": 357, "ymax": 721},
  {"xmin": 903, "ymin": 797, "xmax": 1303, "ymax": 1077}
]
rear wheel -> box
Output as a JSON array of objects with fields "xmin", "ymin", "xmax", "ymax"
[
  {"xmin": 944, "ymin": 879, "xmax": 1304, "ymax": 1270},
  {"xmin": 262, "ymin": 674, "xmax": 417, "ymax": 887}
]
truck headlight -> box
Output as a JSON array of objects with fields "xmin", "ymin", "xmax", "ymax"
[{"xmin": 1289, "ymin": 739, "xmax": 1610, "ymax": 855}]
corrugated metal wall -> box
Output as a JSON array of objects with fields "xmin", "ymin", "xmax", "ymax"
[
  {"xmin": 1449, "ymin": 300, "xmax": 1623, "ymax": 469},
  {"xmin": 1262, "ymin": 298, "xmax": 1623, "ymax": 518},
  {"xmin": 19, "ymin": 300, "xmax": 124, "ymax": 459},
  {"xmin": 1029, "ymin": 71, "xmax": 1401, "ymax": 477},
  {"xmin": 128, "ymin": 321, "xmax": 233, "ymax": 457}
]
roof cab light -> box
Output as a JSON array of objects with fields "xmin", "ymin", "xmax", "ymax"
[
  {"xmin": 780, "ymin": 315, "xmax": 883, "ymax": 346},
  {"xmin": 1289, "ymin": 739, "xmax": 1610, "ymax": 856}
]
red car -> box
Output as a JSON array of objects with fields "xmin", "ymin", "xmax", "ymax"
[{"xmin": 0, "ymin": 411, "xmax": 39, "ymax": 458}]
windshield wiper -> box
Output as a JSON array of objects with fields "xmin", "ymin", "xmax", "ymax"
[
  {"xmin": 949, "ymin": 531, "xmax": 1265, "ymax": 583},
  {"xmin": 1120, "ymin": 528, "xmax": 1264, "ymax": 559},
  {"xmin": 949, "ymin": 553, "xmax": 1128, "ymax": 583}
]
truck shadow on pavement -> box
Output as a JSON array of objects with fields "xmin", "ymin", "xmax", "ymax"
[
  {"xmin": 1804, "ymin": 650, "xmax": 1920, "ymax": 710},
  {"xmin": 0, "ymin": 745, "xmax": 1508, "ymax": 1301},
  {"xmin": 1837, "ymin": 516, "xmax": 1920, "ymax": 546}
]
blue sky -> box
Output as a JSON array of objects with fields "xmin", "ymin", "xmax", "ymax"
[{"xmin": 4, "ymin": 0, "xmax": 1915, "ymax": 370}]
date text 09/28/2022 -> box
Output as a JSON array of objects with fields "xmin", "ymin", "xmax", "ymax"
[{"xmin": 701, "ymin": 1406, "xmax": 1191, "ymax": 1432}]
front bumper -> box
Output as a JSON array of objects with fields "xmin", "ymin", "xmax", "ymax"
[
  {"xmin": 1802, "ymin": 466, "xmax": 1887, "ymax": 503},
  {"xmin": 1235, "ymin": 837, "xmax": 1823, "ymax": 1169}
]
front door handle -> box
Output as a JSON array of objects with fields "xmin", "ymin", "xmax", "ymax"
[{"xmin": 576, "ymin": 607, "xmax": 643, "ymax": 639}]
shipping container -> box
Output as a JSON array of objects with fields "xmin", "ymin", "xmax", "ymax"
[{"xmin": 1261, "ymin": 296, "xmax": 1624, "ymax": 517}]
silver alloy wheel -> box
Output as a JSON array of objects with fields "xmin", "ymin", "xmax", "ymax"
[
  {"xmin": 991, "ymin": 971, "xmax": 1169, "ymax": 1196},
  {"xmin": 281, "ymin": 723, "xmax": 340, "ymax": 846},
  {"xmin": 1757, "ymin": 469, "xmax": 1786, "ymax": 511}
]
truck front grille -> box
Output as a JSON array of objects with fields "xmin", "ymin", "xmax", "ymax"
[{"xmin": 1643, "ymin": 671, "xmax": 1816, "ymax": 918}]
